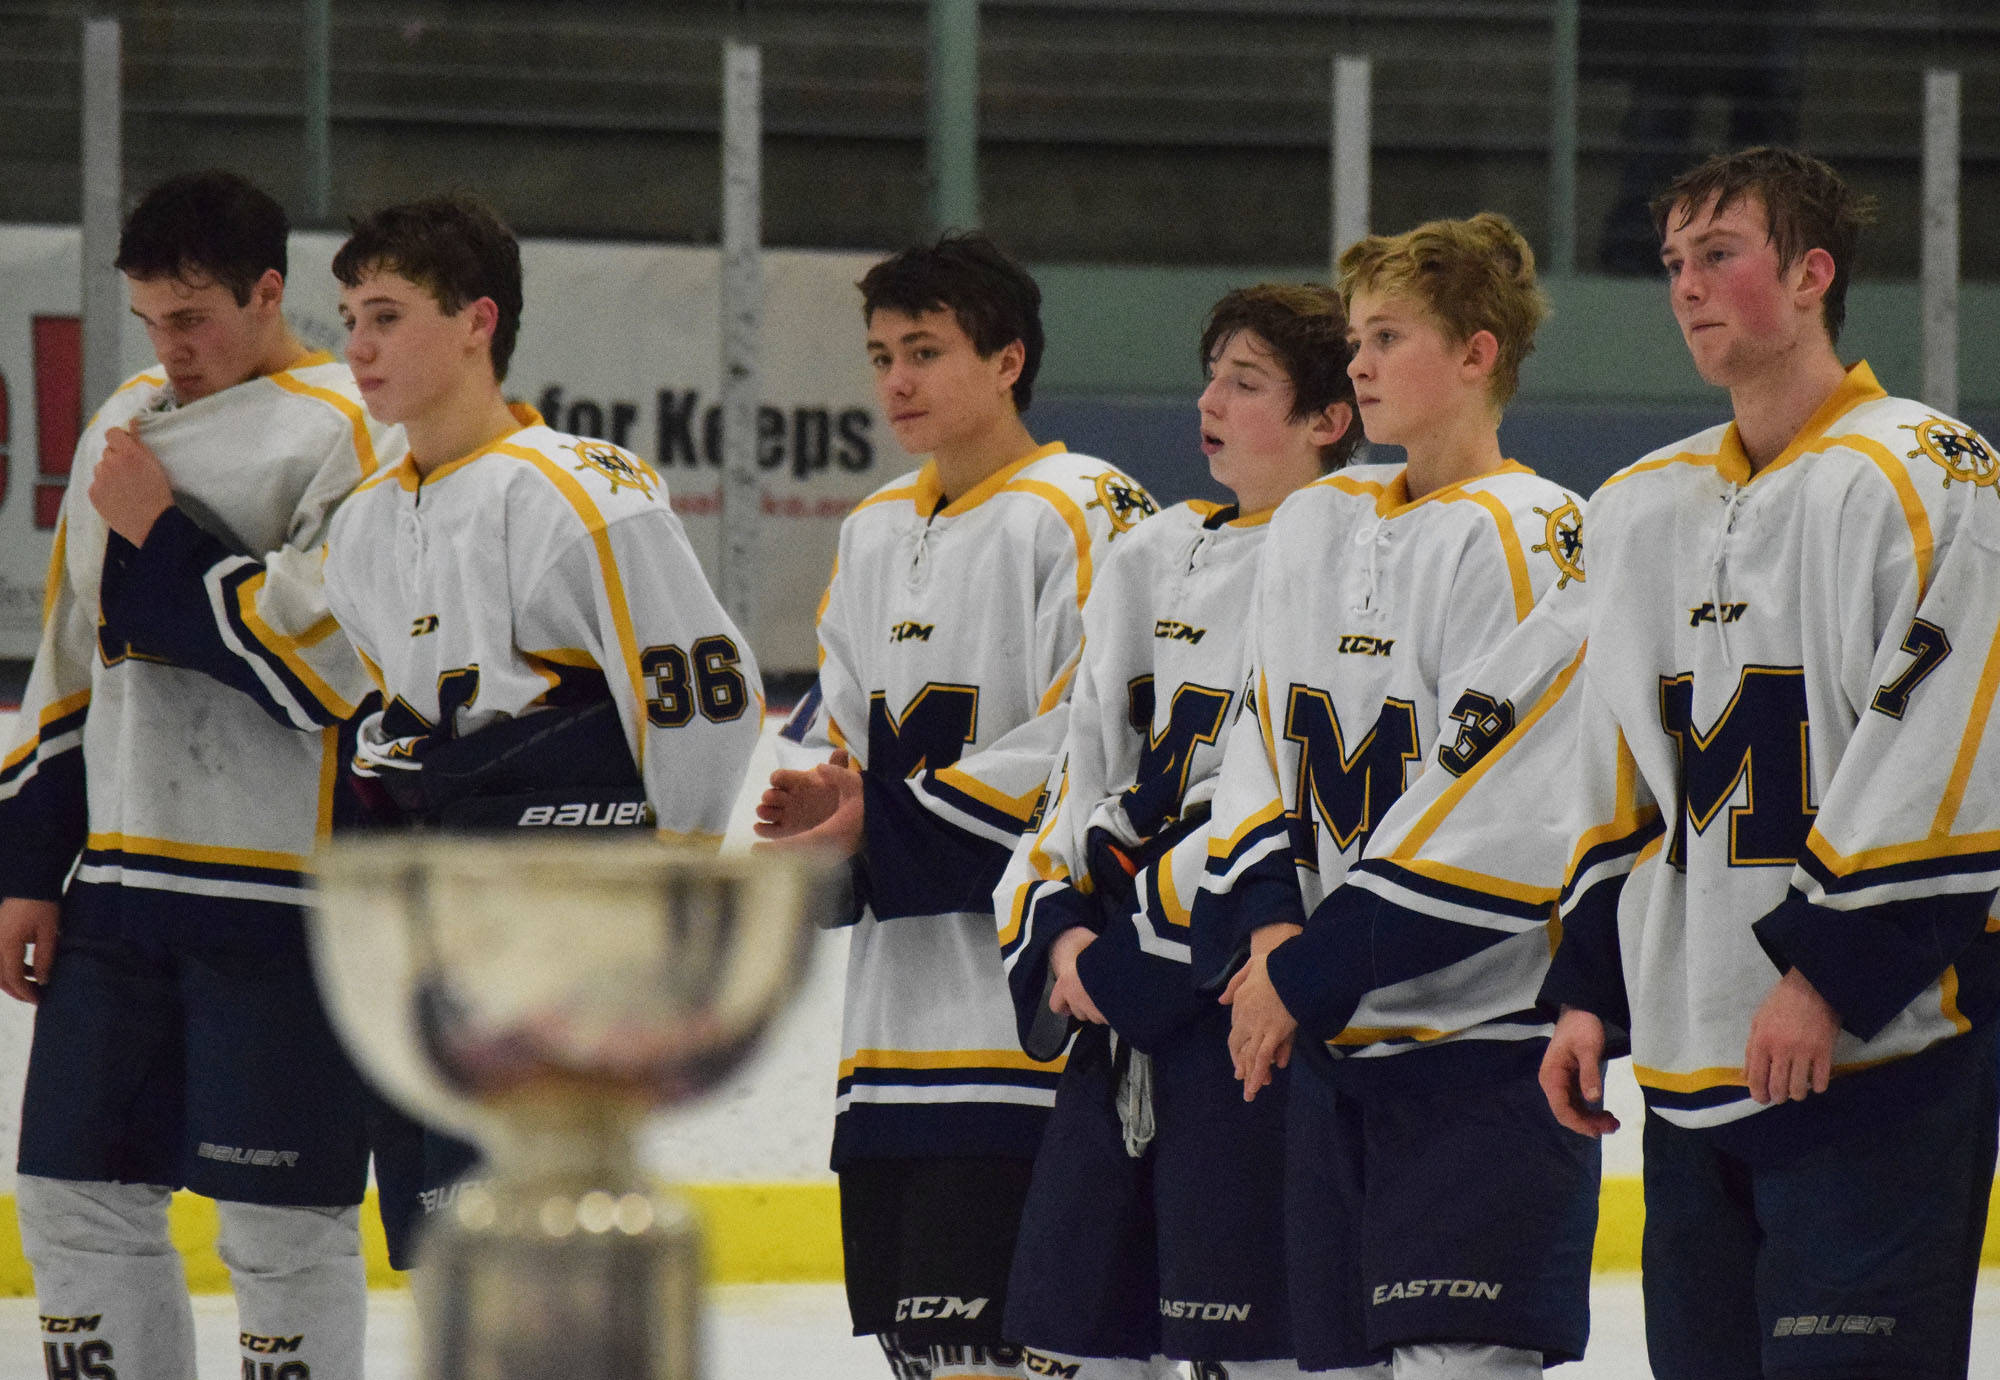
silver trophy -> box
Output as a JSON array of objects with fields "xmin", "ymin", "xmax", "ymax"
[{"xmin": 308, "ymin": 836, "xmax": 834, "ymax": 1380}]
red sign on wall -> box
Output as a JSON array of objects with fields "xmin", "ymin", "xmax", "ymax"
[{"xmin": 32, "ymin": 315, "xmax": 81, "ymax": 530}]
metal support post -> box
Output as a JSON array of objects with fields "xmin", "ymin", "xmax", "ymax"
[
  {"xmin": 80, "ymin": 17, "xmax": 124, "ymax": 415},
  {"xmin": 1330, "ymin": 55, "xmax": 1371, "ymax": 275},
  {"xmin": 927, "ymin": 0, "xmax": 979, "ymax": 234},
  {"xmin": 1920, "ymin": 69, "xmax": 1960, "ymax": 415},
  {"xmin": 1547, "ymin": 0, "xmax": 1579, "ymax": 275},
  {"xmin": 305, "ymin": 0, "xmax": 332, "ymax": 223},
  {"xmin": 719, "ymin": 38, "xmax": 764, "ymax": 643}
]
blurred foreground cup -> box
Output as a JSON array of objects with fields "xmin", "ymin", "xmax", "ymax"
[{"xmin": 309, "ymin": 836, "xmax": 835, "ymax": 1380}]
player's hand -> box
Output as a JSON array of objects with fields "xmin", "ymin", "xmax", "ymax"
[
  {"xmin": 1221, "ymin": 947, "xmax": 1296, "ymax": 1102},
  {"xmin": 0, "ymin": 898, "xmax": 60, "ymax": 1005},
  {"xmin": 754, "ymin": 750, "xmax": 864, "ymax": 856},
  {"xmin": 1744, "ymin": 967, "xmax": 1839, "ymax": 1105},
  {"xmin": 1047, "ymin": 926, "xmax": 1107, "ymax": 1025},
  {"xmin": 1539, "ymin": 1007, "xmax": 1620, "ymax": 1136},
  {"xmin": 90, "ymin": 426, "xmax": 175, "ymax": 546},
  {"xmin": 1249, "ymin": 920, "xmax": 1301, "ymax": 960}
]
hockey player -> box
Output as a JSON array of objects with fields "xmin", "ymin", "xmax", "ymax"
[
  {"xmin": 321, "ymin": 194, "xmax": 757, "ymax": 842},
  {"xmin": 316, "ymin": 194, "xmax": 763, "ymax": 1247},
  {"xmin": 0, "ymin": 171, "xmax": 402, "ymax": 1380},
  {"xmin": 995, "ymin": 283, "xmax": 1364, "ymax": 1380},
  {"xmin": 755, "ymin": 233, "xmax": 1154, "ymax": 1380},
  {"xmin": 1206, "ymin": 214, "xmax": 1596, "ymax": 1378},
  {"xmin": 1287, "ymin": 147, "xmax": 2000, "ymax": 1380}
]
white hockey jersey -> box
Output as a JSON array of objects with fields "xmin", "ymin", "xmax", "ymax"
[
  {"xmin": 1346, "ymin": 364, "xmax": 2000, "ymax": 1152},
  {"xmin": 322, "ymin": 405, "xmax": 761, "ymax": 844},
  {"xmin": 1192, "ymin": 460, "xmax": 1585, "ymax": 1087},
  {"xmin": 997, "ymin": 499, "xmax": 1270, "ymax": 1053},
  {"xmin": 0, "ymin": 357, "xmax": 399, "ymax": 914},
  {"xmin": 779, "ymin": 441, "xmax": 1156, "ymax": 1163}
]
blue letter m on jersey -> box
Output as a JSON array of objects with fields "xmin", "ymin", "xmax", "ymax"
[
  {"xmin": 1282, "ymin": 688, "xmax": 1421, "ymax": 862},
  {"xmin": 1120, "ymin": 676, "xmax": 1233, "ymax": 837},
  {"xmin": 867, "ymin": 684, "xmax": 981, "ymax": 779},
  {"xmin": 1658, "ymin": 665, "xmax": 1816, "ymax": 868}
]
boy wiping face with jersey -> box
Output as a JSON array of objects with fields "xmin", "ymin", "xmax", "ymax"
[{"xmin": 0, "ymin": 169, "xmax": 405, "ymax": 1380}]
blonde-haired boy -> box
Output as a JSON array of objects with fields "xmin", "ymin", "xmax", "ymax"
[{"xmin": 1212, "ymin": 213, "xmax": 1595, "ymax": 1378}]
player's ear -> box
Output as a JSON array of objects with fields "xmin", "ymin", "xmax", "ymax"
[
  {"xmin": 465, "ymin": 296, "xmax": 500, "ymax": 350},
  {"xmin": 250, "ymin": 268, "xmax": 285, "ymax": 313},
  {"xmin": 1793, "ymin": 246, "xmax": 1837, "ymax": 310},
  {"xmin": 991, "ymin": 338, "xmax": 1026, "ymax": 393},
  {"xmin": 1307, "ymin": 401, "xmax": 1353, "ymax": 449},
  {"xmin": 1460, "ymin": 329, "xmax": 1500, "ymax": 382}
]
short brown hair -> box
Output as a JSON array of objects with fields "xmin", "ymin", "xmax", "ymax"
[
  {"xmin": 1200, "ymin": 283, "xmax": 1361, "ymax": 470},
  {"xmin": 1651, "ymin": 146, "xmax": 1875, "ymax": 344},
  {"xmin": 1337, "ymin": 212, "xmax": 1549, "ymax": 408},
  {"xmin": 333, "ymin": 194, "xmax": 524, "ymax": 381},
  {"xmin": 115, "ymin": 170, "xmax": 288, "ymax": 305}
]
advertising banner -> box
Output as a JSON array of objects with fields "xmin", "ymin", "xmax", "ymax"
[{"xmin": 0, "ymin": 228, "xmax": 912, "ymax": 671}]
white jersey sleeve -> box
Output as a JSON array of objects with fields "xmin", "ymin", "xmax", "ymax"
[
  {"xmin": 95, "ymin": 358, "xmax": 400, "ymax": 731},
  {"xmin": 510, "ymin": 507, "xmax": 762, "ymax": 842},
  {"xmin": 0, "ymin": 514, "xmax": 94, "ymax": 899}
]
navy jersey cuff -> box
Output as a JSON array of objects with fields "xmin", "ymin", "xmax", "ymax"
[
  {"xmin": 1264, "ymin": 888, "xmax": 1366, "ymax": 1042},
  {"xmin": 1190, "ymin": 869, "xmax": 1306, "ymax": 991},
  {"xmin": 860, "ymin": 771, "xmax": 1014, "ymax": 920},
  {"xmin": 1074, "ymin": 919, "xmax": 1208, "ymax": 1052},
  {"xmin": 1753, "ymin": 887, "xmax": 1997, "ymax": 1042}
]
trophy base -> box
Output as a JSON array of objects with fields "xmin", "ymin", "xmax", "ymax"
[{"xmin": 416, "ymin": 1179, "xmax": 703, "ymax": 1380}]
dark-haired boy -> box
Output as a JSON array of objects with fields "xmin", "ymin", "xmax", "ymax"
[
  {"xmin": 322, "ymin": 199, "xmax": 760, "ymax": 839},
  {"xmin": 756, "ymin": 233, "xmax": 1154, "ymax": 1380},
  {"xmin": 0, "ymin": 169, "xmax": 402, "ymax": 1380},
  {"xmin": 994, "ymin": 284, "xmax": 1360, "ymax": 1380},
  {"xmin": 316, "ymin": 194, "xmax": 762, "ymax": 1255},
  {"xmin": 1329, "ymin": 147, "xmax": 2000, "ymax": 1379}
]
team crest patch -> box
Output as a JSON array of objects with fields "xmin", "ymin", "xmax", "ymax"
[
  {"xmin": 1901, "ymin": 417, "xmax": 1996, "ymax": 493},
  {"xmin": 570, "ymin": 441, "xmax": 658, "ymax": 498},
  {"xmin": 1531, "ymin": 499, "xmax": 1585, "ymax": 588},
  {"xmin": 1086, "ymin": 472, "xmax": 1157, "ymax": 537}
]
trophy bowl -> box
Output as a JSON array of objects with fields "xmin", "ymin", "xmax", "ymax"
[{"xmin": 308, "ymin": 835, "xmax": 838, "ymax": 1380}]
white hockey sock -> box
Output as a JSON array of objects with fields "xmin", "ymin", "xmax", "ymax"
[
  {"xmin": 15, "ymin": 1174, "xmax": 199, "ymax": 1380},
  {"xmin": 928, "ymin": 1342, "xmax": 1030, "ymax": 1379},
  {"xmin": 1390, "ymin": 1342, "xmax": 1541, "ymax": 1379},
  {"xmin": 216, "ymin": 1201, "xmax": 366, "ymax": 1380},
  {"xmin": 1017, "ymin": 1346, "xmax": 1179, "ymax": 1379},
  {"xmin": 1183, "ymin": 1361, "xmax": 1389, "ymax": 1379}
]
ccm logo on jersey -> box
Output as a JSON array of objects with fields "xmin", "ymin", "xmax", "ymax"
[
  {"xmin": 1154, "ymin": 619, "xmax": 1207, "ymax": 645},
  {"xmin": 517, "ymin": 801, "xmax": 653, "ymax": 828},
  {"xmin": 1688, "ymin": 601, "xmax": 1748, "ymax": 628},
  {"xmin": 1159, "ymin": 1299, "xmax": 1252, "ymax": 1322},
  {"xmin": 240, "ymin": 1335, "xmax": 303, "ymax": 1354},
  {"xmin": 1024, "ymin": 1352, "xmax": 1082, "ymax": 1378},
  {"xmin": 1338, "ymin": 634, "xmax": 1395, "ymax": 656},
  {"xmin": 889, "ymin": 621, "xmax": 935, "ymax": 644},
  {"xmin": 1372, "ymin": 1279, "xmax": 1501, "ymax": 1304},
  {"xmin": 198, "ymin": 1143, "xmax": 298, "ymax": 1168},
  {"xmin": 1773, "ymin": 1315, "xmax": 1896, "ymax": 1337},
  {"xmin": 895, "ymin": 1295, "xmax": 988, "ymax": 1321},
  {"xmin": 411, "ymin": 614, "xmax": 440, "ymax": 636},
  {"xmin": 39, "ymin": 1317, "xmax": 101, "ymax": 1334}
]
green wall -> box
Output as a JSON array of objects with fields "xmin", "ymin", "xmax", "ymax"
[{"xmin": 1034, "ymin": 267, "xmax": 2000, "ymax": 408}]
